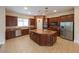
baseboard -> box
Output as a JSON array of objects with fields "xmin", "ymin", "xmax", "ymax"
[
  {"xmin": 74, "ymin": 40, "xmax": 79, "ymax": 44},
  {"xmin": 0, "ymin": 41, "xmax": 5, "ymax": 48}
]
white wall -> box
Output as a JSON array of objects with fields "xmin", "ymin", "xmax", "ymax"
[
  {"xmin": 74, "ymin": 7, "xmax": 79, "ymax": 44},
  {"xmin": 47, "ymin": 10, "xmax": 74, "ymax": 18},
  {"xmin": 0, "ymin": 7, "xmax": 5, "ymax": 45}
]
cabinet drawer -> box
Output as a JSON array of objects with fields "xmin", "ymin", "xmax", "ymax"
[{"xmin": 21, "ymin": 29, "xmax": 29, "ymax": 35}]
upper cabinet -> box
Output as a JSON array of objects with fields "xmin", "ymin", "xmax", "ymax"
[
  {"xmin": 48, "ymin": 17, "xmax": 60, "ymax": 23},
  {"xmin": 29, "ymin": 18, "xmax": 36, "ymax": 29},
  {"xmin": 30, "ymin": 18, "xmax": 36, "ymax": 26},
  {"xmin": 60, "ymin": 14, "xmax": 74, "ymax": 22},
  {"xmin": 47, "ymin": 14, "xmax": 74, "ymax": 23},
  {"xmin": 6, "ymin": 15, "xmax": 17, "ymax": 26}
]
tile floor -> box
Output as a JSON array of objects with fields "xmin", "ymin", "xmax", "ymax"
[{"xmin": 0, "ymin": 35, "xmax": 79, "ymax": 53}]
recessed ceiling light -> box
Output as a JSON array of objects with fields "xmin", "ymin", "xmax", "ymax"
[
  {"xmin": 24, "ymin": 7, "xmax": 28, "ymax": 10},
  {"xmin": 28, "ymin": 12, "xmax": 31, "ymax": 14},
  {"xmin": 53, "ymin": 10, "xmax": 57, "ymax": 12}
]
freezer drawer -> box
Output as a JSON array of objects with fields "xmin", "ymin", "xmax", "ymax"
[
  {"xmin": 15, "ymin": 30, "xmax": 21, "ymax": 36},
  {"xmin": 65, "ymin": 32, "xmax": 73, "ymax": 40},
  {"xmin": 60, "ymin": 31, "xmax": 66, "ymax": 38}
]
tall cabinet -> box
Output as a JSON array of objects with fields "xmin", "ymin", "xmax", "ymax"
[
  {"xmin": 6, "ymin": 16, "xmax": 17, "ymax": 39},
  {"xmin": 29, "ymin": 18, "xmax": 36, "ymax": 30}
]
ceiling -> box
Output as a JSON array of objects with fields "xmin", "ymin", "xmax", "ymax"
[{"xmin": 5, "ymin": 6, "xmax": 74, "ymax": 16}]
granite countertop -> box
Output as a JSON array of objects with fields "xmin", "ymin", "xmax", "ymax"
[
  {"xmin": 6, "ymin": 26, "xmax": 29, "ymax": 31},
  {"xmin": 30, "ymin": 29, "xmax": 57, "ymax": 35},
  {"xmin": 6, "ymin": 25, "xmax": 35, "ymax": 31}
]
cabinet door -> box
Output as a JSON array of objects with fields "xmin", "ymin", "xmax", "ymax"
[
  {"xmin": 53, "ymin": 17, "xmax": 59, "ymax": 22},
  {"xmin": 34, "ymin": 33, "xmax": 39, "ymax": 44},
  {"xmin": 6, "ymin": 16, "xmax": 17, "ymax": 26},
  {"xmin": 60, "ymin": 14, "xmax": 74, "ymax": 22},
  {"xmin": 21, "ymin": 29, "xmax": 29, "ymax": 35},
  {"xmin": 6, "ymin": 30, "xmax": 15, "ymax": 39},
  {"xmin": 60, "ymin": 15, "xmax": 67, "ymax": 22},
  {"xmin": 40, "ymin": 34, "xmax": 49, "ymax": 45},
  {"xmin": 67, "ymin": 14, "xmax": 74, "ymax": 21},
  {"xmin": 30, "ymin": 19, "xmax": 36, "ymax": 25},
  {"xmin": 48, "ymin": 17, "xmax": 59, "ymax": 22}
]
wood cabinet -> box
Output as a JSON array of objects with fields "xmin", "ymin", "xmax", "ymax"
[
  {"xmin": 6, "ymin": 29, "xmax": 29, "ymax": 39},
  {"xmin": 30, "ymin": 29, "xmax": 57, "ymax": 46},
  {"xmin": 47, "ymin": 17, "xmax": 60, "ymax": 29},
  {"xmin": 60, "ymin": 14, "xmax": 74, "ymax": 22},
  {"xmin": 21, "ymin": 29, "xmax": 29, "ymax": 35},
  {"xmin": 6, "ymin": 30, "xmax": 15, "ymax": 40},
  {"xmin": 48, "ymin": 14, "xmax": 74, "ymax": 23},
  {"xmin": 47, "ymin": 17, "xmax": 60, "ymax": 36},
  {"xmin": 48, "ymin": 27, "xmax": 60, "ymax": 36},
  {"xmin": 29, "ymin": 18, "xmax": 36, "ymax": 30},
  {"xmin": 48, "ymin": 17, "xmax": 59, "ymax": 23},
  {"xmin": 6, "ymin": 15, "xmax": 17, "ymax": 26},
  {"xmin": 30, "ymin": 18, "xmax": 36, "ymax": 26},
  {"xmin": 30, "ymin": 32, "xmax": 40, "ymax": 44}
]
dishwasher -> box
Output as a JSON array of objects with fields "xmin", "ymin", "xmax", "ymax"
[{"xmin": 15, "ymin": 30, "xmax": 21, "ymax": 36}]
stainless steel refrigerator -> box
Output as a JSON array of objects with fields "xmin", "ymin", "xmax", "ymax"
[{"xmin": 60, "ymin": 22, "xmax": 74, "ymax": 41}]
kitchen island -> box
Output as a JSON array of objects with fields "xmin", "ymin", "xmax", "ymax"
[{"xmin": 30, "ymin": 29, "xmax": 57, "ymax": 46}]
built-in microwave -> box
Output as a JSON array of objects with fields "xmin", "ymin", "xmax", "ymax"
[{"xmin": 49, "ymin": 22, "xmax": 59, "ymax": 26}]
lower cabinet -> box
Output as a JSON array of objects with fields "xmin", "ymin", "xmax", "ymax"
[
  {"xmin": 6, "ymin": 30, "xmax": 15, "ymax": 40},
  {"xmin": 30, "ymin": 32, "xmax": 39, "ymax": 44},
  {"xmin": 21, "ymin": 29, "xmax": 29, "ymax": 35},
  {"xmin": 48, "ymin": 27, "xmax": 60, "ymax": 36},
  {"xmin": 6, "ymin": 29, "xmax": 29, "ymax": 40}
]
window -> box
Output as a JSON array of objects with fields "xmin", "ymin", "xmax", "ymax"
[{"xmin": 18, "ymin": 18, "xmax": 29, "ymax": 26}]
